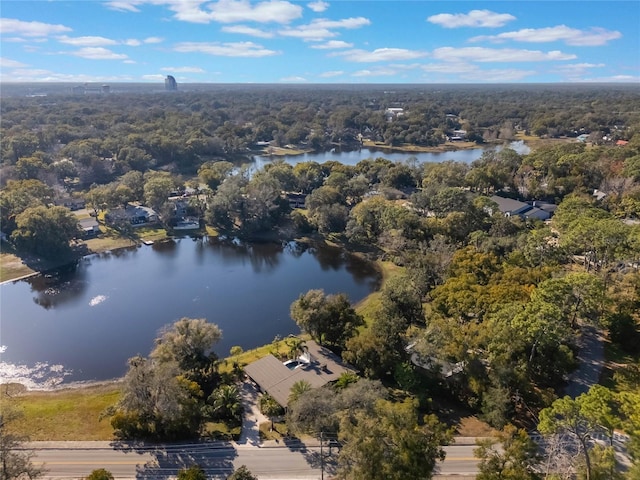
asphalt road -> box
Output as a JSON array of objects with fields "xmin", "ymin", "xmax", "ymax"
[{"xmin": 30, "ymin": 441, "xmax": 480, "ymax": 479}]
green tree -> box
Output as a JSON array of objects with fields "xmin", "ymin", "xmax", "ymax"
[
  {"xmin": 538, "ymin": 386, "xmax": 622, "ymax": 480},
  {"xmin": 143, "ymin": 171, "xmax": 178, "ymax": 214},
  {"xmin": 11, "ymin": 205, "xmax": 80, "ymax": 258},
  {"xmin": 336, "ymin": 399, "xmax": 450, "ymax": 480},
  {"xmin": 85, "ymin": 469, "xmax": 114, "ymax": 480},
  {"xmin": 227, "ymin": 465, "xmax": 258, "ymax": 480},
  {"xmin": 151, "ymin": 317, "xmax": 222, "ymax": 372},
  {"xmin": 259, "ymin": 394, "xmax": 283, "ymax": 431},
  {"xmin": 176, "ymin": 465, "xmax": 206, "ymax": 480},
  {"xmin": 0, "ymin": 179, "xmax": 53, "ymax": 233},
  {"xmin": 379, "ymin": 275, "xmax": 424, "ymax": 325},
  {"xmin": 474, "ymin": 425, "xmax": 540, "ymax": 480},
  {"xmin": 290, "ymin": 290, "xmax": 363, "ymax": 347}
]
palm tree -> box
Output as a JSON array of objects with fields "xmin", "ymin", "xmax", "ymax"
[
  {"xmin": 208, "ymin": 385, "xmax": 242, "ymax": 423},
  {"xmin": 286, "ymin": 337, "xmax": 306, "ymax": 360},
  {"xmin": 288, "ymin": 380, "xmax": 312, "ymax": 405}
]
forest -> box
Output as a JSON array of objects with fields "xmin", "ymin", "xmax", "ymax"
[{"xmin": 1, "ymin": 84, "xmax": 640, "ymax": 479}]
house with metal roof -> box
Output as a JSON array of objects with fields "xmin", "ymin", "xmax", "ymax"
[
  {"xmin": 490, "ymin": 195, "xmax": 555, "ymax": 221},
  {"xmin": 244, "ymin": 340, "xmax": 356, "ymax": 407}
]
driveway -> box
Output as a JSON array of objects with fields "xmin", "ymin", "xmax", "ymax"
[
  {"xmin": 236, "ymin": 380, "xmax": 269, "ymax": 446},
  {"xmin": 564, "ymin": 324, "xmax": 605, "ymax": 398}
]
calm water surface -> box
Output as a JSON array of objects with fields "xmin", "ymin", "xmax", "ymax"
[
  {"xmin": 252, "ymin": 141, "xmax": 530, "ymax": 169},
  {"xmin": 0, "ymin": 238, "xmax": 379, "ymax": 387}
]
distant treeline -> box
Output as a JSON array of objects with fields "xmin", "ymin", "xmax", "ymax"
[{"xmin": 1, "ymin": 84, "xmax": 639, "ymax": 184}]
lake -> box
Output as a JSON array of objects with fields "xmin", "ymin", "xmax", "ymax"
[
  {"xmin": 252, "ymin": 141, "xmax": 530, "ymax": 170},
  {"xmin": 0, "ymin": 238, "xmax": 380, "ymax": 388}
]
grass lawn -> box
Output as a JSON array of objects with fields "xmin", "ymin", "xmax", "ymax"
[
  {"xmin": 259, "ymin": 421, "xmax": 288, "ymax": 441},
  {"xmin": 135, "ymin": 226, "xmax": 170, "ymax": 243},
  {"xmin": 85, "ymin": 233, "xmax": 137, "ymax": 252},
  {"xmin": 355, "ymin": 260, "xmax": 403, "ymax": 326},
  {"xmin": 0, "ymin": 251, "xmax": 36, "ymax": 282},
  {"xmin": 7, "ymin": 383, "xmax": 121, "ymax": 440},
  {"xmin": 514, "ymin": 130, "xmax": 575, "ymax": 150},
  {"xmin": 202, "ymin": 421, "xmax": 242, "ymax": 441}
]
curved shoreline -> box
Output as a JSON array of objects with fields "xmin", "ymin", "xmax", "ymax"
[{"xmin": 1, "ymin": 235, "xmax": 385, "ymax": 393}]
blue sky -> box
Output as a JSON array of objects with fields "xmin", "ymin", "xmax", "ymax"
[{"xmin": 1, "ymin": 0, "xmax": 638, "ymax": 84}]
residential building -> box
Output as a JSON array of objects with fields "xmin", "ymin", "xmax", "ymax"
[
  {"xmin": 244, "ymin": 340, "xmax": 357, "ymax": 408},
  {"xmin": 490, "ymin": 195, "xmax": 556, "ymax": 221},
  {"xmin": 105, "ymin": 204, "xmax": 158, "ymax": 226}
]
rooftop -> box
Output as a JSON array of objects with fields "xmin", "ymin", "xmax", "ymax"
[{"xmin": 244, "ymin": 340, "xmax": 356, "ymax": 407}]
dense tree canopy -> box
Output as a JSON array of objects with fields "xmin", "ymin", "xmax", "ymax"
[{"xmin": 11, "ymin": 205, "xmax": 79, "ymax": 258}]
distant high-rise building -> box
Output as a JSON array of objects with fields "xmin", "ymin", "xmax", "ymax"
[
  {"xmin": 165, "ymin": 75, "xmax": 178, "ymax": 91},
  {"xmin": 101, "ymin": 84, "xmax": 111, "ymax": 94}
]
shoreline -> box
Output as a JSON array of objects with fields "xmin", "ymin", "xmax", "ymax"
[{"xmin": 1, "ymin": 234, "xmax": 385, "ymax": 393}]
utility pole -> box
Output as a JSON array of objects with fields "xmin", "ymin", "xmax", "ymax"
[{"xmin": 320, "ymin": 430, "xmax": 324, "ymax": 480}]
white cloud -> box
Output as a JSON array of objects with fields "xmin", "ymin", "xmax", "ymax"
[
  {"xmin": 280, "ymin": 75, "xmax": 307, "ymax": 82},
  {"xmin": 319, "ymin": 70, "xmax": 343, "ymax": 77},
  {"xmin": 427, "ymin": 9, "xmax": 516, "ymax": 28},
  {"xmin": 313, "ymin": 17, "xmax": 371, "ymax": 29},
  {"xmin": 70, "ymin": 47, "xmax": 129, "ymax": 60},
  {"xmin": 279, "ymin": 17, "xmax": 370, "ymax": 41},
  {"xmin": 174, "ymin": 41, "xmax": 279, "ymax": 57},
  {"xmin": 466, "ymin": 68, "xmax": 536, "ymax": 82},
  {"xmin": 0, "ymin": 57, "xmax": 27, "ymax": 68},
  {"xmin": 105, "ymin": 0, "xmax": 302, "ymax": 24},
  {"xmin": 124, "ymin": 59, "xmax": 137, "ymax": 64},
  {"xmin": 333, "ymin": 48, "xmax": 427, "ymax": 63},
  {"xmin": 1, "ymin": 69, "xmax": 136, "ymax": 82},
  {"xmin": 552, "ymin": 62, "xmax": 606, "ymax": 81},
  {"xmin": 279, "ymin": 25, "xmax": 336, "ymax": 40},
  {"xmin": 182, "ymin": 0, "xmax": 302, "ymax": 24},
  {"xmin": 352, "ymin": 67, "xmax": 398, "ymax": 77},
  {"xmin": 470, "ymin": 25, "xmax": 622, "ymax": 46},
  {"xmin": 57, "ymin": 35, "xmax": 118, "ymax": 47},
  {"xmin": 432, "ymin": 46, "xmax": 576, "ymax": 62},
  {"xmin": 104, "ymin": 0, "xmax": 145, "ymax": 12},
  {"xmin": 221, "ymin": 25, "xmax": 274, "ymax": 38},
  {"xmin": 142, "ymin": 74, "xmax": 166, "ymax": 80},
  {"xmin": 421, "ymin": 62, "xmax": 478, "ymax": 74},
  {"xmin": 161, "ymin": 66, "xmax": 205, "ymax": 73},
  {"xmin": 11, "ymin": 68, "xmax": 54, "ymax": 76},
  {"xmin": 311, "ymin": 40, "xmax": 353, "ymax": 49},
  {"xmin": 579, "ymin": 74, "xmax": 640, "ymax": 83},
  {"xmin": 555, "ymin": 62, "xmax": 605, "ymax": 73},
  {"xmin": 0, "ymin": 18, "xmax": 72, "ymax": 37},
  {"xmin": 307, "ymin": 1, "xmax": 329, "ymax": 12},
  {"xmin": 388, "ymin": 63, "xmax": 421, "ymax": 71},
  {"xmin": 56, "ymin": 35, "xmax": 163, "ymax": 47}
]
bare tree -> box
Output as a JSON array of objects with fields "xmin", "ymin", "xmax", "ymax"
[{"xmin": 0, "ymin": 407, "xmax": 46, "ymax": 480}]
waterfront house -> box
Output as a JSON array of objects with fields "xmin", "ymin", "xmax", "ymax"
[{"xmin": 244, "ymin": 340, "xmax": 356, "ymax": 408}]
